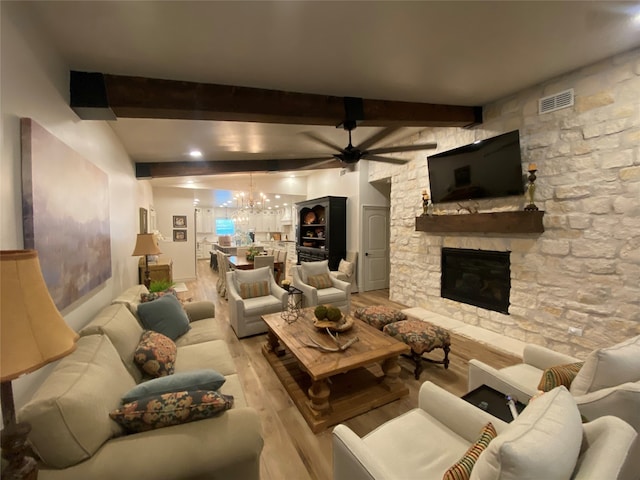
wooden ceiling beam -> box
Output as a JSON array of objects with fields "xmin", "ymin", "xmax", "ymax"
[
  {"xmin": 71, "ymin": 71, "xmax": 482, "ymax": 127},
  {"xmin": 135, "ymin": 158, "xmax": 342, "ymax": 179}
]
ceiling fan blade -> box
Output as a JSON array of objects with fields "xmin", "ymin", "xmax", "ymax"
[
  {"xmin": 356, "ymin": 126, "xmax": 401, "ymax": 151},
  {"xmin": 366, "ymin": 142, "xmax": 437, "ymax": 155},
  {"xmin": 300, "ymin": 131, "xmax": 343, "ymax": 153},
  {"xmin": 361, "ymin": 154, "xmax": 409, "ymax": 165}
]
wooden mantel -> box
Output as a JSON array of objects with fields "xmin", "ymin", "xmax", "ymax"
[{"xmin": 415, "ymin": 211, "xmax": 545, "ymax": 234}]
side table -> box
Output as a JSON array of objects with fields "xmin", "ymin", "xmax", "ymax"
[
  {"xmin": 462, "ymin": 384, "xmax": 526, "ymax": 423},
  {"xmin": 281, "ymin": 286, "xmax": 303, "ymax": 323}
]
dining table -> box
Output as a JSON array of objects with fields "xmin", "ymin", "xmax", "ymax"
[{"xmin": 227, "ymin": 255, "xmax": 284, "ymax": 284}]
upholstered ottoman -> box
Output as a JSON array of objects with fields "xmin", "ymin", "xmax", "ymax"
[
  {"xmin": 354, "ymin": 305, "xmax": 407, "ymax": 330},
  {"xmin": 383, "ymin": 319, "xmax": 451, "ymax": 379}
]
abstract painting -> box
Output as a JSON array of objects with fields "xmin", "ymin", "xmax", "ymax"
[{"xmin": 21, "ymin": 118, "xmax": 112, "ymax": 310}]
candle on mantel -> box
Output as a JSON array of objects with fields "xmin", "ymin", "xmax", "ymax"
[{"xmin": 528, "ymin": 163, "xmax": 537, "ymax": 171}]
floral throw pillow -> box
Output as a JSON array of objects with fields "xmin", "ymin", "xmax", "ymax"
[
  {"xmin": 110, "ymin": 390, "xmax": 234, "ymax": 433},
  {"xmin": 443, "ymin": 422, "xmax": 497, "ymax": 480},
  {"xmin": 134, "ymin": 330, "xmax": 177, "ymax": 378},
  {"xmin": 537, "ymin": 362, "xmax": 585, "ymax": 392}
]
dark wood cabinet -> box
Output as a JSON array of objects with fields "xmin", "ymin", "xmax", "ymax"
[{"xmin": 295, "ymin": 196, "xmax": 346, "ymax": 270}]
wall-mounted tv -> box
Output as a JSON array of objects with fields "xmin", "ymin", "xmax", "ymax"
[
  {"xmin": 427, "ymin": 130, "xmax": 525, "ymax": 204},
  {"xmin": 215, "ymin": 218, "xmax": 235, "ymax": 236}
]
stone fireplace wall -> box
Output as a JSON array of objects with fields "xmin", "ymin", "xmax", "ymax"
[{"xmin": 370, "ymin": 48, "xmax": 639, "ymax": 357}]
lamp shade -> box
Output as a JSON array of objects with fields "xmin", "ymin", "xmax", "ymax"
[
  {"xmin": 0, "ymin": 250, "xmax": 79, "ymax": 382},
  {"xmin": 132, "ymin": 233, "xmax": 162, "ymax": 256}
]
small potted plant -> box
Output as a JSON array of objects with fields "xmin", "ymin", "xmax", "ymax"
[
  {"xmin": 149, "ymin": 279, "xmax": 175, "ymax": 293},
  {"xmin": 246, "ymin": 246, "xmax": 261, "ymax": 261}
]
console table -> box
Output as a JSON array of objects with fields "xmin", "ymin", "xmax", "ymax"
[{"xmin": 138, "ymin": 256, "xmax": 172, "ymax": 285}]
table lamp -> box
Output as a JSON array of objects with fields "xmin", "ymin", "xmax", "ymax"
[
  {"xmin": 1, "ymin": 250, "xmax": 79, "ymax": 479},
  {"xmin": 132, "ymin": 233, "xmax": 162, "ymax": 288}
]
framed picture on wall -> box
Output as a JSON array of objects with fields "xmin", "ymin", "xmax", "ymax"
[
  {"xmin": 173, "ymin": 215, "xmax": 187, "ymax": 228},
  {"xmin": 173, "ymin": 229, "xmax": 187, "ymax": 242}
]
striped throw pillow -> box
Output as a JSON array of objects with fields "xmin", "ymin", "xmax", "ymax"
[
  {"xmin": 443, "ymin": 422, "xmax": 497, "ymax": 480},
  {"xmin": 537, "ymin": 362, "xmax": 584, "ymax": 391},
  {"xmin": 308, "ymin": 272, "xmax": 333, "ymax": 289},
  {"xmin": 239, "ymin": 280, "xmax": 270, "ymax": 299}
]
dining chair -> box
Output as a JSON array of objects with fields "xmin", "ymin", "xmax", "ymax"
[
  {"xmin": 216, "ymin": 251, "xmax": 230, "ymax": 299},
  {"xmin": 253, "ymin": 255, "xmax": 274, "ymax": 276},
  {"xmin": 275, "ymin": 249, "xmax": 288, "ymax": 282},
  {"xmin": 236, "ymin": 247, "xmax": 248, "ymax": 258}
]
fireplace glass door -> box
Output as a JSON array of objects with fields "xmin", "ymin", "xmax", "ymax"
[{"xmin": 441, "ymin": 248, "xmax": 511, "ymax": 314}]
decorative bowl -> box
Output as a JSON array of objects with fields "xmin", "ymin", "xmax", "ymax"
[
  {"xmin": 304, "ymin": 211, "xmax": 316, "ymax": 224},
  {"xmin": 313, "ymin": 315, "xmax": 354, "ymax": 332}
]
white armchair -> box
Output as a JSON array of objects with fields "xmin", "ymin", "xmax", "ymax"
[
  {"xmin": 291, "ymin": 260, "xmax": 351, "ymax": 312},
  {"xmin": 330, "ymin": 251, "xmax": 358, "ymax": 293},
  {"xmin": 468, "ymin": 335, "xmax": 640, "ymax": 432},
  {"xmin": 333, "ymin": 382, "xmax": 638, "ymax": 480},
  {"xmin": 226, "ymin": 266, "xmax": 287, "ymax": 338}
]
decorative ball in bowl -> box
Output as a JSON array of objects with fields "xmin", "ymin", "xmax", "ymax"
[{"xmin": 312, "ymin": 305, "xmax": 353, "ymax": 332}]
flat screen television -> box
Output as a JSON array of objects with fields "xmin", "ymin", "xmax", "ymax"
[{"xmin": 427, "ymin": 130, "xmax": 525, "ymax": 204}]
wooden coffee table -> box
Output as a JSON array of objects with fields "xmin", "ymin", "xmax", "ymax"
[{"xmin": 261, "ymin": 308, "xmax": 410, "ymax": 432}]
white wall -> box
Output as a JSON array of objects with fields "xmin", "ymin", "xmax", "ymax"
[
  {"xmin": 152, "ymin": 187, "xmax": 198, "ymax": 281},
  {"xmin": 1, "ymin": 2, "xmax": 140, "ymax": 408}
]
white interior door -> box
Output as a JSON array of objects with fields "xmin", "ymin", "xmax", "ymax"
[{"xmin": 362, "ymin": 206, "xmax": 389, "ymax": 291}]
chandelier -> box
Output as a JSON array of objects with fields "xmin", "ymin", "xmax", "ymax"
[{"xmin": 235, "ymin": 173, "xmax": 266, "ymax": 213}]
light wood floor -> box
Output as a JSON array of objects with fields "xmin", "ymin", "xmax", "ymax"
[{"xmin": 185, "ymin": 260, "xmax": 520, "ymax": 480}]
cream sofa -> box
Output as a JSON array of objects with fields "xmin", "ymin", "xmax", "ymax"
[
  {"xmin": 334, "ymin": 382, "xmax": 638, "ymax": 480},
  {"xmin": 468, "ymin": 335, "xmax": 640, "ymax": 433},
  {"xmin": 18, "ymin": 286, "xmax": 263, "ymax": 480}
]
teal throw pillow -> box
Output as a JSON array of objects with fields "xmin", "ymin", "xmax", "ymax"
[
  {"xmin": 122, "ymin": 369, "xmax": 226, "ymax": 403},
  {"xmin": 137, "ymin": 293, "xmax": 191, "ymax": 340}
]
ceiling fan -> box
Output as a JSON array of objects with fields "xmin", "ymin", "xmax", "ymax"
[
  {"xmin": 299, "ymin": 121, "xmax": 437, "ymax": 169},
  {"xmin": 135, "ymin": 98, "xmax": 438, "ymax": 179}
]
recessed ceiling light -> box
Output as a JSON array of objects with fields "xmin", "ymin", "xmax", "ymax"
[
  {"xmin": 189, "ymin": 150, "xmax": 202, "ymax": 158},
  {"xmin": 275, "ymin": 194, "xmax": 281, "ymax": 199}
]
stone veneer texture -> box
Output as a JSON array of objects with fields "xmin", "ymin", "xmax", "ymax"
[{"xmin": 370, "ymin": 48, "xmax": 640, "ymax": 357}]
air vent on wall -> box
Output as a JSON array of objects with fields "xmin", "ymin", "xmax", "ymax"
[{"xmin": 539, "ymin": 88, "xmax": 574, "ymax": 114}]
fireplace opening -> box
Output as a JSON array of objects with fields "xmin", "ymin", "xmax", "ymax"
[{"xmin": 441, "ymin": 248, "xmax": 511, "ymax": 314}]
